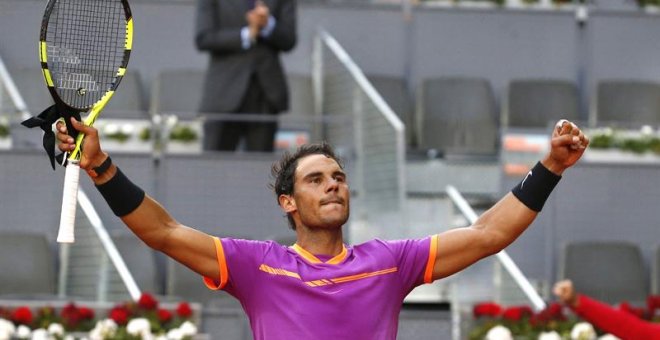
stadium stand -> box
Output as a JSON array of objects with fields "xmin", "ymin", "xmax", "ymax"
[
  {"xmin": 654, "ymin": 244, "xmax": 660, "ymax": 295},
  {"xmin": 0, "ymin": 232, "xmax": 58, "ymax": 299},
  {"xmin": 366, "ymin": 74, "xmax": 413, "ymax": 147},
  {"xmin": 150, "ymin": 69, "xmax": 206, "ymax": 119},
  {"xmin": 103, "ymin": 71, "xmax": 149, "ymax": 119},
  {"xmin": 417, "ymin": 77, "xmax": 499, "ymax": 156},
  {"xmin": 505, "ymin": 79, "xmax": 580, "ymax": 128},
  {"xmin": 110, "ymin": 230, "xmax": 162, "ymax": 296},
  {"xmin": 11, "ymin": 67, "xmax": 53, "ymax": 114},
  {"xmin": 594, "ymin": 80, "xmax": 660, "ymax": 126},
  {"xmin": 560, "ymin": 241, "xmax": 648, "ymax": 305}
]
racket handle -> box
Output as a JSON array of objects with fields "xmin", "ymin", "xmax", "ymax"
[{"xmin": 57, "ymin": 162, "xmax": 80, "ymax": 243}]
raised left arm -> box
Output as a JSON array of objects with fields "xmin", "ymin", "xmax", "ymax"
[{"xmin": 431, "ymin": 120, "xmax": 589, "ymax": 280}]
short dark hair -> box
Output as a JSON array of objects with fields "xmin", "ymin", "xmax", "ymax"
[{"xmin": 270, "ymin": 142, "xmax": 344, "ymax": 230}]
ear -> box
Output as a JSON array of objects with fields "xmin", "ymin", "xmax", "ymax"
[{"xmin": 278, "ymin": 194, "xmax": 296, "ymax": 214}]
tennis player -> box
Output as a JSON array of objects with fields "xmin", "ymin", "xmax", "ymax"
[{"xmin": 57, "ymin": 118, "xmax": 588, "ymax": 339}]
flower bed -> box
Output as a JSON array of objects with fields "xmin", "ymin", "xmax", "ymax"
[
  {"xmin": 0, "ymin": 293, "xmax": 199, "ymax": 340},
  {"xmin": 469, "ymin": 297, "xmax": 660, "ymax": 340}
]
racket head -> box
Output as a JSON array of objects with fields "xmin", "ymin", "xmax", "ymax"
[{"xmin": 39, "ymin": 0, "xmax": 133, "ymax": 112}]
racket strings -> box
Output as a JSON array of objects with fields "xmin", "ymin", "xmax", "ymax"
[{"xmin": 46, "ymin": 0, "xmax": 127, "ymax": 110}]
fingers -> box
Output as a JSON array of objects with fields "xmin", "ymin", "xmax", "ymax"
[
  {"xmin": 56, "ymin": 117, "xmax": 99, "ymax": 152},
  {"xmin": 553, "ymin": 119, "xmax": 588, "ymax": 150},
  {"xmin": 56, "ymin": 120, "xmax": 75, "ymax": 152}
]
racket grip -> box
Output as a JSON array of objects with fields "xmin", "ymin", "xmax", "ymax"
[{"xmin": 57, "ymin": 162, "xmax": 80, "ymax": 243}]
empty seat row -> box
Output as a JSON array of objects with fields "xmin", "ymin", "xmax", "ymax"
[{"xmin": 10, "ymin": 67, "xmax": 660, "ymax": 156}]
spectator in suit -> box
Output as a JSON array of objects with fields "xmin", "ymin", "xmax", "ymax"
[
  {"xmin": 554, "ymin": 280, "xmax": 660, "ymax": 339},
  {"xmin": 195, "ymin": 0, "xmax": 296, "ymax": 152}
]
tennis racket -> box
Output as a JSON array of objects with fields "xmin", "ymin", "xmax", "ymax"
[{"xmin": 40, "ymin": 0, "xmax": 133, "ymax": 243}]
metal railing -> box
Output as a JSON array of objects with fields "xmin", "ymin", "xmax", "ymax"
[
  {"xmin": 57, "ymin": 189, "xmax": 141, "ymax": 302},
  {"xmin": 446, "ymin": 185, "xmax": 546, "ymax": 310},
  {"xmin": 0, "ymin": 54, "xmax": 141, "ymax": 302},
  {"xmin": 313, "ymin": 29, "xmax": 407, "ymax": 242}
]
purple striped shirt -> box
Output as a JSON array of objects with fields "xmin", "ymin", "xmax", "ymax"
[{"xmin": 203, "ymin": 235, "xmax": 438, "ymax": 340}]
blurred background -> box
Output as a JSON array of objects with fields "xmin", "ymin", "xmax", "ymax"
[{"xmin": 1, "ymin": 0, "xmax": 660, "ymax": 338}]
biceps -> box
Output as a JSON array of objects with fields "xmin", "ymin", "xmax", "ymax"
[{"xmin": 432, "ymin": 227, "xmax": 497, "ymax": 280}]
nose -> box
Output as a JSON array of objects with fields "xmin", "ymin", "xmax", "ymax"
[{"xmin": 325, "ymin": 177, "xmax": 339, "ymax": 192}]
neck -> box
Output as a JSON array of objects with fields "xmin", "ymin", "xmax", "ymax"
[{"xmin": 295, "ymin": 227, "xmax": 344, "ymax": 256}]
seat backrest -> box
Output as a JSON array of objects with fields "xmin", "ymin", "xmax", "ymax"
[
  {"xmin": 11, "ymin": 67, "xmax": 54, "ymax": 114},
  {"xmin": 0, "ymin": 232, "xmax": 57, "ymax": 297},
  {"xmin": 103, "ymin": 71, "xmax": 148, "ymax": 119},
  {"xmin": 654, "ymin": 244, "xmax": 660, "ymax": 295},
  {"xmin": 367, "ymin": 75, "xmax": 413, "ymax": 146},
  {"xmin": 279, "ymin": 73, "xmax": 314, "ymax": 134},
  {"xmin": 151, "ymin": 69, "xmax": 206, "ymax": 119},
  {"xmin": 596, "ymin": 80, "xmax": 660, "ymax": 126},
  {"xmin": 560, "ymin": 241, "xmax": 648, "ymax": 305},
  {"xmin": 418, "ymin": 77, "xmax": 499, "ymax": 155},
  {"xmin": 110, "ymin": 231, "xmax": 161, "ymax": 295},
  {"xmin": 507, "ymin": 79, "xmax": 579, "ymax": 128}
]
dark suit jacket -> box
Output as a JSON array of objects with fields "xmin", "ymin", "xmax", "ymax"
[{"xmin": 195, "ymin": 0, "xmax": 297, "ymax": 114}]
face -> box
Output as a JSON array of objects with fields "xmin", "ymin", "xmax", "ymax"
[{"xmin": 280, "ymin": 154, "xmax": 350, "ymax": 230}]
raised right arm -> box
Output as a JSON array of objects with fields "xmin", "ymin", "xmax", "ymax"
[{"xmin": 57, "ymin": 118, "xmax": 221, "ymax": 281}]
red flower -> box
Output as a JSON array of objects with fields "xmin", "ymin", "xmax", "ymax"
[
  {"xmin": 158, "ymin": 309, "xmax": 173, "ymax": 323},
  {"xmin": 109, "ymin": 306, "xmax": 130, "ymax": 325},
  {"xmin": 78, "ymin": 306, "xmax": 95, "ymax": 320},
  {"xmin": 60, "ymin": 303, "xmax": 82, "ymax": 329},
  {"xmin": 137, "ymin": 293, "xmax": 158, "ymax": 310},
  {"xmin": 473, "ymin": 302, "xmax": 502, "ymax": 318},
  {"xmin": 529, "ymin": 303, "xmax": 565, "ymax": 327},
  {"xmin": 502, "ymin": 305, "xmax": 533, "ymax": 322},
  {"xmin": 647, "ymin": 295, "xmax": 660, "ymax": 313},
  {"xmin": 11, "ymin": 306, "xmax": 33, "ymax": 325},
  {"xmin": 176, "ymin": 302, "xmax": 193, "ymax": 318}
]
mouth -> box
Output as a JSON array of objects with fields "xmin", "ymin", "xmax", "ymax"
[{"xmin": 320, "ymin": 197, "xmax": 344, "ymax": 206}]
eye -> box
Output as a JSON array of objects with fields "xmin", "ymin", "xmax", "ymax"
[{"xmin": 311, "ymin": 177, "xmax": 322, "ymax": 184}]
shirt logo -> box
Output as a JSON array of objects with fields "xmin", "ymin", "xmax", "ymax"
[{"xmin": 259, "ymin": 264, "xmax": 398, "ymax": 287}]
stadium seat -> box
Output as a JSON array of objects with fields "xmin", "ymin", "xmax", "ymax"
[
  {"xmin": 417, "ymin": 77, "xmax": 499, "ymax": 156},
  {"xmin": 366, "ymin": 74, "xmax": 413, "ymax": 146},
  {"xmin": 559, "ymin": 241, "xmax": 648, "ymax": 305},
  {"xmin": 150, "ymin": 69, "xmax": 206, "ymax": 153},
  {"xmin": 150, "ymin": 69, "xmax": 206, "ymax": 119},
  {"xmin": 103, "ymin": 70, "xmax": 149, "ymax": 119},
  {"xmin": 11, "ymin": 67, "xmax": 54, "ymax": 114},
  {"xmin": 653, "ymin": 244, "xmax": 660, "ymax": 295},
  {"xmin": 278, "ymin": 73, "xmax": 315, "ymax": 144},
  {"xmin": 505, "ymin": 79, "xmax": 580, "ymax": 128},
  {"xmin": 0, "ymin": 232, "xmax": 57, "ymax": 299},
  {"xmin": 594, "ymin": 80, "xmax": 660, "ymax": 126},
  {"xmin": 110, "ymin": 231, "xmax": 162, "ymax": 296}
]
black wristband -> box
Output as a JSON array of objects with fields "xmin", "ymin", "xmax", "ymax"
[
  {"xmin": 511, "ymin": 162, "xmax": 561, "ymax": 212},
  {"xmin": 96, "ymin": 167, "xmax": 146, "ymax": 217},
  {"xmin": 87, "ymin": 156, "xmax": 112, "ymax": 178}
]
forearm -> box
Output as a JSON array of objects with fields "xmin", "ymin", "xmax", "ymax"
[
  {"xmin": 92, "ymin": 159, "xmax": 178, "ymax": 250},
  {"xmin": 473, "ymin": 192, "xmax": 537, "ymax": 253}
]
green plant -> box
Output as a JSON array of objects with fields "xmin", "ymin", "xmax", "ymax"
[
  {"xmin": 169, "ymin": 125, "xmax": 198, "ymax": 143},
  {"xmin": 105, "ymin": 131, "xmax": 131, "ymax": 143},
  {"xmin": 0, "ymin": 123, "xmax": 8, "ymax": 138},
  {"xmin": 139, "ymin": 127, "xmax": 151, "ymax": 141}
]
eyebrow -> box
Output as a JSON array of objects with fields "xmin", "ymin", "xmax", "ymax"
[{"xmin": 301, "ymin": 170, "xmax": 346, "ymax": 181}]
